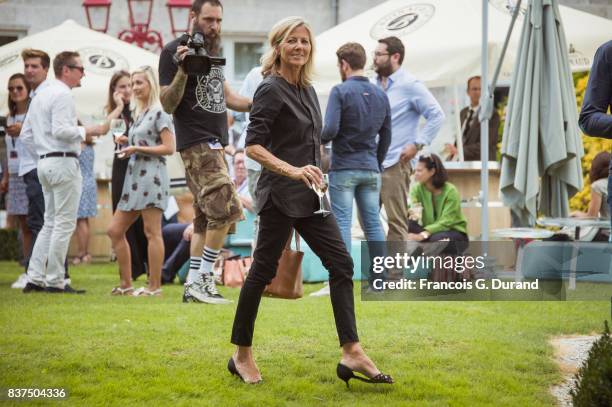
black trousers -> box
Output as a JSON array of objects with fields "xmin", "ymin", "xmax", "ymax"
[
  {"xmin": 111, "ymin": 157, "xmax": 148, "ymax": 280},
  {"xmin": 23, "ymin": 169, "xmax": 69, "ymax": 278},
  {"xmin": 161, "ymin": 223, "xmax": 190, "ymax": 283},
  {"xmin": 408, "ymin": 220, "xmax": 469, "ymax": 254},
  {"xmin": 231, "ymin": 201, "xmax": 359, "ymax": 347}
]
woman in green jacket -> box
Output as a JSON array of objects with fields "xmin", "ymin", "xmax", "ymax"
[{"xmin": 408, "ymin": 153, "xmax": 468, "ymax": 243}]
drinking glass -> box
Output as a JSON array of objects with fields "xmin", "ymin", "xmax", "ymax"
[{"xmin": 312, "ymin": 173, "xmax": 330, "ymax": 216}]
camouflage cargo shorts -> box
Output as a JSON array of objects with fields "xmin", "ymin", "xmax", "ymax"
[{"xmin": 180, "ymin": 143, "xmax": 244, "ymax": 234}]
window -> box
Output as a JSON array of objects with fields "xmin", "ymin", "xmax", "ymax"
[
  {"xmin": 234, "ymin": 42, "xmax": 264, "ymax": 81},
  {"xmin": 0, "ymin": 35, "xmax": 18, "ymax": 46}
]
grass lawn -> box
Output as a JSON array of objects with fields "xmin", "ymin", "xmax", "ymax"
[{"xmin": 0, "ymin": 261, "xmax": 609, "ymax": 406}]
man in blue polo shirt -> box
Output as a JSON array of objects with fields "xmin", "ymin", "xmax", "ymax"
[{"xmin": 579, "ymin": 40, "xmax": 612, "ymax": 240}]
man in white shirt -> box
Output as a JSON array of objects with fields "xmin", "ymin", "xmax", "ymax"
[
  {"xmin": 21, "ymin": 51, "xmax": 102, "ymax": 293},
  {"xmin": 16, "ymin": 50, "xmax": 52, "ymax": 279}
]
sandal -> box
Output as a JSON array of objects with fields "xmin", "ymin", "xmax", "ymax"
[
  {"xmin": 132, "ymin": 287, "xmax": 162, "ymax": 297},
  {"xmin": 111, "ymin": 286, "xmax": 134, "ymax": 296}
]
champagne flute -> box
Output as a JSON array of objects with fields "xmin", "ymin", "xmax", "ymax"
[
  {"xmin": 110, "ymin": 119, "xmax": 127, "ymax": 146},
  {"xmin": 312, "ymin": 173, "xmax": 330, "ymax": 216}
]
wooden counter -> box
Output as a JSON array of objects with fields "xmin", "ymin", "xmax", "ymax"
[{"xmin": 445, "ymin": 161, "xmax": 511, "ymax": 238}]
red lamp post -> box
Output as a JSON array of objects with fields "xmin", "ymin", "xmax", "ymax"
[
  {"xmin": 166, "ymin": 0, "xmax": 192, "ymax": 37},
  {"xmin": 118, "ymin": 0, "xmax": 163, "ymax": 51},
  {"xmin": 82, "ymin": 0, "xmax": 112, "ymax": 33}
]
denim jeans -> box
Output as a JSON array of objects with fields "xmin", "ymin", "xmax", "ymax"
[
  {"xmin": 329, "ymin": 170, "xmax": 387, "ymax": 287},
  {"xmin": 329, "ymin": 170, "xmax": 386, "ymax": 249},
  {"xmin": 608, "ymin": 173, "xmax": 611, "ymax": 242}
]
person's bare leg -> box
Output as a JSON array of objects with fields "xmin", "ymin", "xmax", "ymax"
[
  {"xmin": 75, "ymin": 218, "xmax": 90, "ymax": 258},
  {"xmin": 190, "ymin": 230, "xmax": 206, "ymax": 257},
  {"xmin": 233, "ymin": 345, "xmax": 262, "ymax": 383},
  {"xmin": 107, "ymin": 210, "xmax": 139, "ymax": 289},
  {"xmin": 340, "ymin": 342, "xmax": 381, "ymax": 378},
  {"xmin": 204, "ymin": 224, "xmax": 231, "ymax": 250},
  {"xmin": 141, "ymin": 208, "xmax": 163, "ymax": 291}
]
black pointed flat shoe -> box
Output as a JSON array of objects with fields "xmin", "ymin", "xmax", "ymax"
[
  {"xmin": 227, "ymin": 357, "xmax": 262, "ymax": 384},
  {"xmin": 336, "ymin": 363, "xmax": 393, "ymax": 388}
]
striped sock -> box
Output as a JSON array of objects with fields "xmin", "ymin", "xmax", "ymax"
[
  {"xmin": 201, "ymin": 246, "xmax": 220, "ymax": 275},
  {"xmin": 187, "ymin": 256, "xmax": 202, "ymax": 284}
]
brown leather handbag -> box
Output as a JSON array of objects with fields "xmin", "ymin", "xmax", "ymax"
[
  {"xmin": 222, "ymin": 258, "xmax": 246, "ymax": 288},
  {"xmin": 264, "ymin": 229, "xmax": 304, "ymax": 299}
]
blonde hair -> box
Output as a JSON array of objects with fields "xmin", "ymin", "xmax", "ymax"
[
  {"xmin": 131, "ymin": 65, "xmax": 160, "ymax": 117},
  {"xmin": 260, "ymin": 16, "xmax": 315, "ymax": 88}
]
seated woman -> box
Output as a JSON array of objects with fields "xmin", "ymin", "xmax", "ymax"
[
  {"xmin": 570, "ymin": 151, "xmax": 610, "ymax": 241},
  {"xmin": 408, "ymin": 153, "xmax": 468, "ymax": 245}
]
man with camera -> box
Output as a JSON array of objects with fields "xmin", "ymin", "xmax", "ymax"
[{"xmin": 159, "ymin": 0, "xmax": 251, "ymax": 304}]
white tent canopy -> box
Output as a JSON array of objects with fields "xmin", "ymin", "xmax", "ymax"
[
  {"xmin": 314, "ymin": 0, "xmax": 612, "ymax": 95},
  {"xmin": 0, "ymin": 20, "xmax": 184, "ymax": 180}
]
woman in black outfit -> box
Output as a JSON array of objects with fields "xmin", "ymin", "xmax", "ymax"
[
  {"xmin": 104, "ymin": 71, "xmax": 148, "ymax": 280},
  {"xmin": 228, "ymin": 17, "xmax": 393, "ymax": 387}
]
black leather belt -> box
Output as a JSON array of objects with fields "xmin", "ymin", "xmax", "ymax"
[{"xmin": 39, "ymin": 152, "xmax": 78, "ymax": 159}]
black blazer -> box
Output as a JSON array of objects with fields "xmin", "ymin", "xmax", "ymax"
[{"xmin": 460, "ymin": 106, "xmax": 500, "ymax": 161}]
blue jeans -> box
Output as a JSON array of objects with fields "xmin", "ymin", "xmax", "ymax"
[
  {"xmin": 329, "ymin": 170, "xmax": 386, "ymax": 287},
  {"xmin": 329, "ymin": 170, "xmax": 386, "ymax": 250}
]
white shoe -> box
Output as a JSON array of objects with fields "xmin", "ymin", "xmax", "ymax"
[
  {"xmin": 309, "ymin": 283, "xmax": 330, "ymax": 297},
  {"xmin": 11, "ymin": 273, "xmax": 28, "ymax": 289},
  {"xmin": 182, "ymin": 273, "xmax": 232, "ymax": 304}
]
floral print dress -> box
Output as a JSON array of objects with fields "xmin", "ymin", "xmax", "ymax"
[{"xmin": 116, "ymin": 106, "xmax": 174, "ymax": 212}]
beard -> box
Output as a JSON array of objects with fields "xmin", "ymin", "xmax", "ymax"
[
  {"xmin": 205, "ymin": 33, "xmax": 221, "ymax": 56},
  {"xmin": 374, "ymin": 62, "xmax": 393, "ymax": 78}
]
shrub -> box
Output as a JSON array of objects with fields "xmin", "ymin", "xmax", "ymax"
[
  {"xmin": 0, "ymin": 228, "xmax": 19, "ymax": 260},
  {"xmin": 570, "ymin": 320, "xmax": 612, "ymax": 407}
]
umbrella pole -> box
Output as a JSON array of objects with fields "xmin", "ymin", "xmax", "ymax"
[{"xmin": 481, "ymin": 0, "xmax": 490, "ymax": 241}]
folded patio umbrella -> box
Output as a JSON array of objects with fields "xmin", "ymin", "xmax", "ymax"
[{"xmin": 500, "ymin": 0, "xmax": 583, "ymax": 226}]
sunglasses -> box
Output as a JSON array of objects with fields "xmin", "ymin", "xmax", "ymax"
[
  {"xmin": 8, "ymin": 86, "xmax": 25, "ymax": 92},
  {"xmin": 68, "ymin": 65, "xmax": 85, "ymax": 73}
]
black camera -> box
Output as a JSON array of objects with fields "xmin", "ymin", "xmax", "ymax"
[{"xmin": 176, "ymin": 32, "xmax": 225, "ymax": 76}]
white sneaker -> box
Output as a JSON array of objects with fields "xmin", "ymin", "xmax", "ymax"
[
  {"xmin": 11, "ymin": 273, "xmax": 29, "ymax": 289},
  {"xmin": 182, "ymin": 273, "xmax": 232, "ymax": 304},
  {"xmin": 309, "ymin": 283, "xmax": 330, "ymax": 297}
]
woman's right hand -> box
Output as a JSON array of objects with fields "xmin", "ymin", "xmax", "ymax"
[
  {"xmin": 113, "ymin": 91, "xmax": 125, "ymax": 109},
  {"xmin": 0, "ymin": 176, "xmax": 8, "ymax": 193},
  {"xmin": 6, "ymin": 123, "xmax": 21, "ymax": 137},
  {"xmin": 288, "ymin": 165, "xmax": 323, "ymax": 189}
]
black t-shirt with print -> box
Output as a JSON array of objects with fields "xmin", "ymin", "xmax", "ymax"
[{"xmin": 158, "ymin": 37, "xmax": 228, "ymax": 151}]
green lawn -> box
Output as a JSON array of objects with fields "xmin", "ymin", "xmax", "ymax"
[{"xmin": 0, "ymin": 261, "xmax": 609, "ymax": 406}]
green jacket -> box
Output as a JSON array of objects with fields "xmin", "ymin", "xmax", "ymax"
[{"xmin": 409, "ymin": 182, "xmax": 468, "ymax": 235}]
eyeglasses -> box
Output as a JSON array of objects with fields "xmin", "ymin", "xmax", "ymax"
[
  {"xmin": 68, "ymin": 65, "xmax": 85, "ymax": 73},
  {"xmin": 8, "ymin": 86, "xmax": 25, "ymax": 92}
]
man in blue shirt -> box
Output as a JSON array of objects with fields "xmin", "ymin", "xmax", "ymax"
[
  {"xmin": 373, "ymin": 36, "xmax": 445, "ymax": 241},
  {"xmin": 579, "ymin": 40, "xmax": 612, "ymax": 240},
  {"xmin": 322, "ymin": 42, "xmax": 391, "ymax": 252},
  {"xmin": 315, "ymin": 42, "xmax": 390, "ymax": 296}
]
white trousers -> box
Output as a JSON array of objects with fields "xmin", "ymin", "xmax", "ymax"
[{"xmin": 27, "ymin": 157, "xmax": 82, "ymax": 288}]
